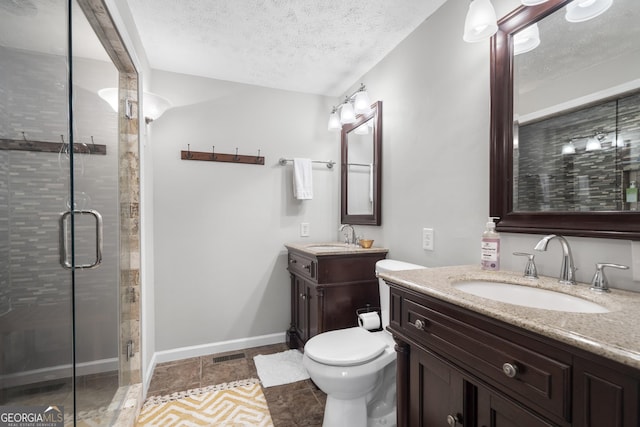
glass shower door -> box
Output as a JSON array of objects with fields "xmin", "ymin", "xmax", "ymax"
[
  {"xmin": 68, "ymin": 0, "xmax": 121, "ymax": 422},
  {"xmin": 1, "ymin": 1, "xmax": 122, "ymax": 425},
  {"xmin": 0, "ymin": 0, "xmax": 76, "ymax": 420}
]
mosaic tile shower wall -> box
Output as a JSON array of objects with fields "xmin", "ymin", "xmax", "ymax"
[
  {"xmin": 515, "ymin": 91, "xmax": 640, "ymax": 212},
  {"xmin": 0, "ymin": 46, "xmax": 120, "ymax": 373}
]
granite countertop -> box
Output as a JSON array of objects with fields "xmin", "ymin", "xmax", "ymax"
[
  {"xmin": 285, "ymin": 242, "xmax": 389, "ymax": 256},
  {"xmin": 379, "ymin": 265, "xmax": 640, "ymax": 370}
]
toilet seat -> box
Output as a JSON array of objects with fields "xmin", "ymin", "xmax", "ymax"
[{"xmin": 305, "ymin": 327, "xmax": 387, "ymax": 366}]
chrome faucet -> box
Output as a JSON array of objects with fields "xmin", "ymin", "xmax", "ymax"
[
  {"xmin": 534, "ymin": 234, "xmax": 577, "ymax": 285},
  {"xmin": 339, "ymin": 224, "xmax": 357, "ymax": 245}
]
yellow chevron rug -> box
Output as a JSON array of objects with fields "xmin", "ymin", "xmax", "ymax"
[{"xmin": 135, "ymin": 378, "xmax": 273, "ymax": 426}]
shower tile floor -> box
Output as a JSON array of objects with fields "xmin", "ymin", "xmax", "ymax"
[
  {"xmin": 1, "ymin": 370, "xmax": 121, "ymax": 425},
  {"xmin": 146, "ymin": 343, "xmax": 326, "ymax": 426}
]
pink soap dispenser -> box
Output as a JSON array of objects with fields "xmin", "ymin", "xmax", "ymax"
[{"xmin": 481, "ymin": 217, "xmax": 500, "ymax": 271}]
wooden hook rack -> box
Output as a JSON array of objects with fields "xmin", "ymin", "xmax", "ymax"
[
  {"xmin": 1, "ymin": 133, "xmax": 107, "ymax": 155},
  {"xmin": 180, "ymin": 145, "xmax": 265, "ymax": 166}
]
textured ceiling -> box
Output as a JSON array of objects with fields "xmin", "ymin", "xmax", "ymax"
[
  {"xmin": 127, "ymin": 0, "xmax": 448, "ymax": 96},
  {"xmin": 516, "ymin": 0, "xmax": 640, "ymax": 93}
]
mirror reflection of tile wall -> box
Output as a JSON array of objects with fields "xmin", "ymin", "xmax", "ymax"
[{"xmin": 514, "ymin": 91, "xmax": 640, "ymax": 212}]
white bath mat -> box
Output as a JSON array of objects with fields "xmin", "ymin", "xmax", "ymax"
[{"xmin": 254, "ymin": 349, "xmax": 310, "ymax": 388}]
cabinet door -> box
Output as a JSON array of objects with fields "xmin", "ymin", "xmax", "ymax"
[
  {"xmin": 477, "ymin": 385, "xmax": 556, "ymax": 427},
  {"xmin": 293, "ymin": 276, "xmax": 308, "ymax": 342},
  {"xmin": 307, "ymin": 281, "xmax": 318, "ymax": 339},
  {"xmin": 409, "ymin": 345, "xmax": 466, "ymax": 427},
  {"xmin": 574, "ymin": 358, "xmax": 640, "ymax": 427}
]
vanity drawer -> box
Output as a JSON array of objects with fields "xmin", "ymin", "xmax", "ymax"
[
  {"xmin": 401, "ymin": 297, "xmax": 571, "ymax": 423},
  {"xmin": 288, "ymin": 253, "xmax": 316, "ymax": 280}
]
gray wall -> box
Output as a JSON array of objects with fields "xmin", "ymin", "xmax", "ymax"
[
  {"xmin": 147, "ymin": 0, "xmax": 639, "ymax": 356},
  {"xmin": 150, "ymin": 70, "xmax": 339, "ymax": 351},
  {"xmin": 352, "ymin": 0, "xmax": 638, "ymax": 290}
]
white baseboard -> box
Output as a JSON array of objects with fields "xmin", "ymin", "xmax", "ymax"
[
  {"xmin": 143, "ymin": 332, "xmax": 286, "ymax": 396},
  {"xmin": 153, "ymin": 332, "xmax": 286, "ymax": 364},
  {"xmin": 0, "ymin": 358, "xmax": 118, "ymax": 389}
]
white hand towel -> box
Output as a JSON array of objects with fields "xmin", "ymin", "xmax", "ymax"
[{"xmin": 293, "ymin": 158, "xmax": 313, "ymax": 200}]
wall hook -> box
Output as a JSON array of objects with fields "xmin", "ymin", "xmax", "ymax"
[{"xmin": 180, "ymin": 147, "xmax": 264, "ymax": 165}]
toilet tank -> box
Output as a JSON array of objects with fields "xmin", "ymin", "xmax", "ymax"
[{"xmin": 375, "ymin": 259, "xmax": 425, "ymax": 329}]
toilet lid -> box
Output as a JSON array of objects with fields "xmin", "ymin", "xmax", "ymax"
[{"xmin": 305, "ymin": 328, "xmax": 387, "ymax": 366}]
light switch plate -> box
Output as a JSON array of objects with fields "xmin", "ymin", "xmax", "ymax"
[
  {"xmin": 300, "ymin": 222, "xmax": 310, "ymax": 237},
  {"xmin": 422, "ymin": 228, "xmax": 434, "ymax": 251}
]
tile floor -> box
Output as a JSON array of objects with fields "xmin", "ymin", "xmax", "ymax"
[
  {"xmin": 145, "ymin": 343, "xmax": 326, "ymax": 426},
  {"xmin": 1, "ymin": 371, "xmax": 122, "ymax": 426}
]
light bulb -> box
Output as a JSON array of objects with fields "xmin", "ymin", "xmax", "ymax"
[
  {"xmin": 514, "ymin": 23, "xmax": 540, "ymax": 55},
  {"xmin": 353, "ymin": 90, "xmax": 372, "ymax": 115},
  {"xmin": 340, "ymin": 102, "xmax": 356, "ymax": 124},
  {"xmin": 565, "ymin": 0, "xmax": 612, "ymax": 23},
  {"xmin": 585, "ymin": 137, "xmax": 602, "ymax": 152},
  {"xmin": 562, "ymin": 142, "xmax": 576, "ymax": 155},
  {"xmin": 327, "ymin": 111, "xmax": 341, "ymax": 131},
  {"xmin": 463, "ymin": 0, "xmax": 498, "ymax": 43}
]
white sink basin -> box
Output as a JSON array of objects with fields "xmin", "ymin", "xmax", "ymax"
[
  {"xmin": 453, "ymin": 281, "xmax": 609, "ymax": 313},
  {"xmin": 307, "ymin": 244, "xmax": 350, "ymax": 250}
]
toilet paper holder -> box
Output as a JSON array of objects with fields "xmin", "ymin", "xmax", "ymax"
[{"xmin": 356, "ymin": 305, "xmax": 382, "ymax": 332}]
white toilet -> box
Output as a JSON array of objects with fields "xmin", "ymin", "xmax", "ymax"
[{"xmin": 302, "ymin": 259, "xmax": 425, "ymax": 427}]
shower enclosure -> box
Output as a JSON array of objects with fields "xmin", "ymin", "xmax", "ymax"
[{"xmin": 0, "ymin": 0, "xmax": 141, "ymax": 424}]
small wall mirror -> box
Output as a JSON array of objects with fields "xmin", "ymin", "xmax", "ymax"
[
  {"xmin": 490, "ymin": 0, "xmax": 640, "ymax": 239},
  {"xmin": 341, "ymin": 101, "xmax": 382, "ymax": 225}
]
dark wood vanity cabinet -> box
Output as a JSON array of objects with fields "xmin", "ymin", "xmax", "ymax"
[
  {"xmin": 387, "ymin": 283, "xmax": 640, "ymax": 427},
  {"xmin": 286, "ymin": 247, "xmax": 387, "ymax": 349}
]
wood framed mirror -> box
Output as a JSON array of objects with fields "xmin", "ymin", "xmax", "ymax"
[
  {"xmin": 341, "ymin": 101, "xmax": 382, "ymax": 225},
  {"xmin": 490, "ymin": 0, "xmax": 640, "ymax": 240}
]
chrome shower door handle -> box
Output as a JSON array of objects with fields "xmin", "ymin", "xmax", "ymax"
[{"xmin": 59, "ymin": 209, "xmax": 104, "ymax": 270}]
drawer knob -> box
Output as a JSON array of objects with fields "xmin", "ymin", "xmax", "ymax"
[
  {"xmin": 299, "ymin": 293, "xmax": 307, "ymax": 300},
  {"xmin": 413, "ymin": 319, "xmax": 426, "ymax": 330},
  {"xmin": 447, "ymin": 414, "xmax": 462, "ymax": 426},
  {"xmin": 303, "ymin": 264, "xmax": 311, "ymax": 271},
  {"xmin": 502, "ymin": 362, "xmax": 519, "ymax": 378}
]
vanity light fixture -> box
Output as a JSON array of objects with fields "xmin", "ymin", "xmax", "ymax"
[
  {"xmin": 327, "ymin": 83, "xmax": 371, "ymax": 131},
  {"xmin": 463, "ymin": 0, "xmax": 498, "ymax": 43},
  {"xmin": 340, "ymin": 99, "xmax": 357, "ymax": 124},
  {"xmin": 514, "ymin": 23, "xmax": 541, "ymax": 55},
  {"xmin": 585, "ymin": 135, "xmax": 603, "ymax": 152},
  {"xmin": 98, "ymin": 87, "xmax": 172, "ymax": 124},
  {"xmin": 328, "ymin": 107, "xmax": 342, "ymax": 131},
  {"xmin": 565, "ymin": 0, "xmax": 613, "ymax": 23},
  {"xmin": 354, "ymin": 120, "xmax": 373, "ymax": 135},
  {"xmin": 561, "ymin": 141, "xmax": 576, "ymax": 155}
]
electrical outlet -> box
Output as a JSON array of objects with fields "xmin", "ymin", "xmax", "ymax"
[
  {"xmin": 300, "ymin": 222, "xmax": 310, "ymax": 237},
  {"xmin": 422, "ymin": 228, "xmax": 434, "ymax": 251}
]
